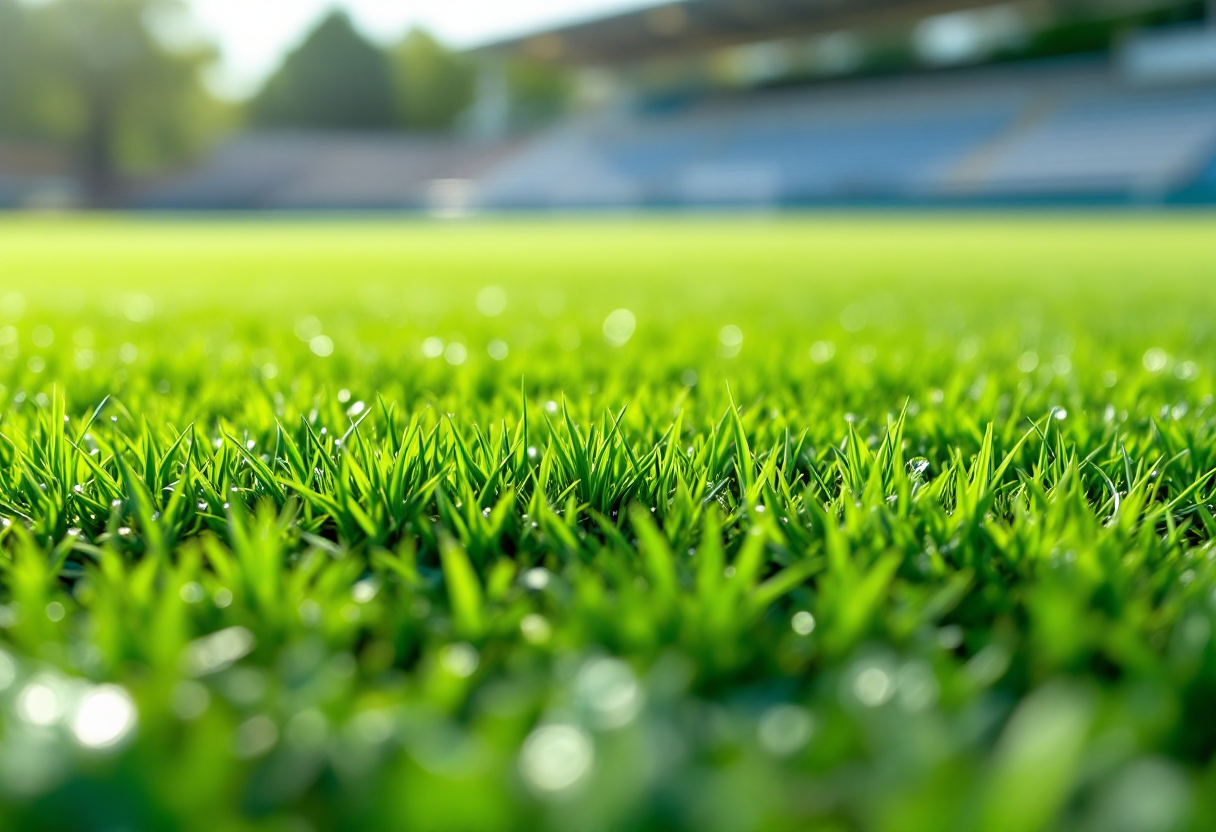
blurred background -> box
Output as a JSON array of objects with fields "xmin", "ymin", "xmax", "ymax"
[{"xmin": 1, "ymin": 0, "xmax": 1214, "ymax": 212}]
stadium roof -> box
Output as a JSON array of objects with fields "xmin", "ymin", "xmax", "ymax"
[{"xmin": 479, "ymin": 0, "xmax": 1034, "ymax": 64}]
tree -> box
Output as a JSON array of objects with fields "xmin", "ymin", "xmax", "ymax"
[
  {"xmin": 252, "ymin": 11, "xmax": 397, "ymax": 130},
  {"xmin": 504, "ymin": 58, "xmax": 573, "ymax": 131},
  {"xmin": 390, "ymin": 29, "xmax": 476, "ymax": 131},
  {"xmin": 0, "ymin": 0, "xmax": 55, "ymax": 139},
  {"xmin": 0, "ymin": 0, "xmax": 220, "ymax": 204}
]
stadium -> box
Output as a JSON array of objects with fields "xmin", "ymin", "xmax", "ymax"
[
  {"xmin": 132, "ymin": 0, "xmax": 1216, "ymax": 211},
  {"xmin": 2, "ymin": 1, "xmax": 1216, "ymax": 831}
]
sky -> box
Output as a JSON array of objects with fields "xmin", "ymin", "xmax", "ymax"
[{"xmin": 186, "ymin": 0, "xmax": 661, "ymax": 99}]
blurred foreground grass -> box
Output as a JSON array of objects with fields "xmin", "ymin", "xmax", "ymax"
[{"xmin": 0, "ymin": 215, "xmax": 1215, "ymax": 831}]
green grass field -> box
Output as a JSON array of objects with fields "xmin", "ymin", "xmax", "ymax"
[{"xmin": 1, "ymin": 215, "xmax": 1215, "ymax": 831}]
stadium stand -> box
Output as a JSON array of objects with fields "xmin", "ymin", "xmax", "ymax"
[
  {"xmin": 138, "ymin": 133, "xmax": 512, "ymax": 211},
  {"xmin": 141, "ymin": 56, "xmax": 1216, "ymax": 210},
  {"xmin": 958, "ymin": 86, "xmax": 1216, "ymax": 199},
  {"xmin": 475, "ymin": 57, "xmax": 1216, "ymax": 208},
  {"xmin": 0, "ymin": 143, "xmax": 77, "ymax": 210},
  {"xmin": 135, "ymin": 0, "xmax": 1216, "ymax": 210}
]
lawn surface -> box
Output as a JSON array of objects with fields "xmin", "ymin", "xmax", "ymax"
[{"xmin": 0, "ymin": 215, "xmax": 1215, "ymax": 831}]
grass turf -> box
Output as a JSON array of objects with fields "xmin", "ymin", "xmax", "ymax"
[{"xmin": 0, "ymin": 215, "xmax": 1215, "ymax": 830}]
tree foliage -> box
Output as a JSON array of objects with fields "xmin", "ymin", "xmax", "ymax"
[
  {"xmin": 0, "ymin": 0, "xmax": 220, "ymax": 203},
  {"xmin": 252, "ymin": 11, "xmax": 398, "ymax": 130},
  {"xmin": 390, "ymin": 28, "xmax": 477, "ymax": 131}
]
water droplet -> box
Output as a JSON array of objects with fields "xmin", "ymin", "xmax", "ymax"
[
  {"xmin": 476, "ymin": 286, "xmax": 508, "ymax": 317},
  {"xmin": 603, "ymin": 309, "xmax": 636, "ymax": 347},
  {"xmin": 522, "ymin": 568, "xmax": 551, "ymax": 590},
  {"xmin": 179, "ymin": 582, "xmax": 205, "ymax": 604},
  {"xmin": 520, "ymin": 724, "xmax": 594, "ymax": 794},
  {"xmin": 758, "ymin": 705, "xmax": 814, "ymax": 757},
  {"xmin": 791, "ymin": 611, "xmax": 816, "ymax": 636},
  {"xmin": 521, "ymin": 614, "xmax": 552, "ymax": 644},
  {"xmin": 439, "ymin": 643, "xmax": 479, "ymax": 678},
  {"xmin": 181, "ymin": 626, "xmax": 254, "ymax": 677},
  {"xmin": 233, "ymin": 715, "xmax": 278, "ymax": 759},
  {"xmin": 72, "ymin": 685, "xmax": 137, "ymax": 750},
  {"xmin": 852, "ymin": 665, "xmax": 894, "ymax": 707},
  {"xmin": 16, "ymin": 678, "xmax": 64, "ymax": 725},
  {"xmin": 718, "ymin": 325, "xmax": 743, "ymax": 357},
  {"xmin": 352, "ymin": 579, "xmax": 378, "ymax": 604},
  {"xmin": 422, "ymin": 337, "xmax": 445, "ymax": 358},
  {"xmin": 576, "ymin": 658, "xmax": 642, "ymax": 729},
  {"xmin": 309, "ymin": 335, "xmax": 334, "ymax": 358}
]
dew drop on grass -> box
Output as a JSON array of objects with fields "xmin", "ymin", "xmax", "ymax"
[
  {"xmin": 440, "ymin": 643, "xmax": 479, "ymax": 678},
  {"xmin": 285, "ymin": 709, "xmax": 329, "ymax": 749},
  {"xmin": 522, "ymin": 568, "xmax": 551, "ymax": 590},
  {"xmin": 310, "ymin": 335, "xmax": 334, "ymax": 357},
  {"xmin": 123, "ymin": 294, "xmax": 155, "ymax": 323},
  {"xmin": 575, "ymin": 658, "xmax": 642, "ymax": 729},
  {"xmin": 233, "ymin": 715, "xmax": 278, "ymax": 759},
  {"xmin": 603, "ymin": 309, "xmax": 636, "ymax": 347},
  {"xmin": 72, "ymin": 685, "xmax": 137, "ymax": 750},
  {"xmin": 352, "ymin": 579, "xmax": 378, "ymax": 604},
  {"xmin": 179, "ymin": 582, "xmax": 205, "ymax": 604},
  {"xmin": 181, "ymin": 626, "xmax": 254, "ymax": 677},
  {"xmin": 758, "ymin": 705, "xmax": 814, "ymax": 757},
  {"xmin": 0, "ymin": 292, "xmax": 25, "ymax": 320},
  {"xmin": 937, "ymin": 626, "xmax": 964, "ymax": 650},
  {"xmin": 853, "ymin": 666, "xmax": 894, "ymax": 707},
  {"xmin": 351, "ymin": 709, "xmax": 395, "ymax": 745},
  {"xmin": 1143, "ymin": 348, "xmax": 1168, "ymax": 373},
  {"xmin": 719, "ymin": 325, "xmax": 743, "ymax": 357},
  {"xmin": 520, "ymin": 724, "xmax": 594, "ymax": 794},
  {"xmin": 895, "ymin": 662, "xmax": 940, "ymax": 712},
  {"xmin": 521, "ymin": 614, "xmax": 552, "ymax": 644},
  {"xmin": 16, "ymin": 678, "xmax": 63, "ymax": 726},
  {"xmin": 172, "ymin": 681, "xmax": 211, "ymax": 721},
  {"xmin": 791, "ymin": 611, "xmax": 816, "ymax": 636},
  {"xmin": 298, "ymin": 599, "xmax": 323, "ymax": 626},
  {"xmin": 476, "ymin": 286, "xmax": 508, "ymax": 317},
  {"xmin": 294, "ymin": 316, "xmax": 322, "ymax": 342},
  {"xmin": 0, "ymin": 650, "xmax": 15, "ymax": 692}
]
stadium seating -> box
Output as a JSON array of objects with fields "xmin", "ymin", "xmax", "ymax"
[
  {"xmin": 959, "ymin": 87, "xmax": 1216, "ymax": 198},
  {"xmin": 477, "ymin": 56, "xmax": 1216, "ymax": 208},
  {"xmin": 138, "ymin": 132, "xmax": 508, "ymax": 210},
  {"xmin": 141, "ymin": 56, "xmax": 1216, "ymax": 209}
]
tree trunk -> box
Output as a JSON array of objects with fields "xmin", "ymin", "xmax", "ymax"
[{"xmin": 81, "ymin": 96, "xmax": 116, "ymax": 207}]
